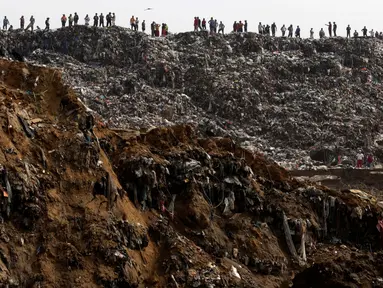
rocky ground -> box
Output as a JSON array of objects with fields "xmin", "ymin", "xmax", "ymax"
[
  {"xmin": 0, "ymin": 58, "xmax": 381, "ymax": 287},
  {"xmin": 0, "ymin": 26, "xmax": 382, "ymax": 168}
]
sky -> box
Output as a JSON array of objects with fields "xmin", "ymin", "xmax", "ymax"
[{"xmin": 3, "ymin": 0, "xmax": 383, "ymax": 37}]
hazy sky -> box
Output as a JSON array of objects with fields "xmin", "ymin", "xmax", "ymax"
[{"xmin": 3, "ymin": 0, "xmax": 383, "ymax": 37}]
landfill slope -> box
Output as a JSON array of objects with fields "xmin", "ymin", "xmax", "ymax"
[
  {"xmin": 0, "ymin": 58, "xmax": 382, "ymax": 287},
  {"xmin": 0, "ymin": 26, "xmax": 381, "ymax": 165}
]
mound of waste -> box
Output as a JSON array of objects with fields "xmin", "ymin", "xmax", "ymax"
[
  {"xmin": 0, "ymin": 58, "xmax": 382, "ymax": 287},
  {"xmin": 0, "ymin": 26, "xmax": 382, "ymax": 167}
]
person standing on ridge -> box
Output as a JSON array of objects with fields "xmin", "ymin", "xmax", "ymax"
[
  {"xmin": 310, "ymin": 28, "xmax": 314, "ymax": 39},
  {"xmin": 214, "ymin": 19, "xmax": 218, "ymax": 33},
  {"xmin": 325, "ymin": 22, "xmax": 332, "ymax": 37},
  {"xmin": 265, "ymin": 24, "xmax": 270, "ymax": 35},
  {"xmin": 61, "ymin": 14, "xmax": 67, "ymax": 27},
  {"xmin": 193, "ymin": 17, "xmax": 198, "ymax": 31},
  {"xmin": 3, "ymin": 17, "xmax": 9, "ymax": 30},
  {"xmin": 99, "ymin": 13, "xmax": 104, "ymax": 27},
  {"xmin": 218, "ymin": 21, "xmax": 225, "ymax": 34},
  {"xmin": 198, "ymin": 17, "xmax": 202, "ymax": 30},
  {"xmin": 354, "ymin": 30, "xmax": 359, "ymax": 38},
  {"xmin": 295, "ymin": 26, "xmax": 301, "ymax": 38},
  {"xmin": 93, "ymin": 13, "xmax": 99, "ymax": 27},
  {"xmin": 346, "ymin": 25, "xmax": 351, "ymax": 38},
  {"xmin": 319, "ymin": 28, "xmax": 325, "ymax": 38},
  {"xmin": 85, "ymin": 14, "xmax": 90, "ymax": 26},
  {"xmin": 281, "ymin": 24, "xmax": 286, "ymax": 37},
  {"xmin": 151, "ymin": 21, "xmax": 155, "ymax": 36},
  {"xmin": 202, "ymin": 18, "xmax": 206, "ymax": 30},
  {"xmin": 130, "ymin": 15, "xmax": 135, "ymax": 30},
  {"xmin": 74, "ymin": 12, "xmax": 79, "ymax": 25},
  {"xmin": 142, "ymin": 20, "xmax": 146, "ymax": 32},
  {"xmin": 25, "ymin": 15, "xmax": 35, "ymax": 31},
  {"xmin": 362, "ymin": 26, "xmax": 367, "ymax": 37},
  {"xmin": 333, "ymin": 22, "xmax": 337, "ymax": 36},
  {"xmin": 271, "ymin": 22, "xmax": 277, "ymax": 36},
  {"xmin": 106, "ymin": 12, "xmax": 112, "ymax": 27},
  {"xmin": 244, "ymin": 20, "xmax": 248, "ymax": 32},
  {"xmin": 20, "ymin": 16, "xmax": 25, "ymax": 29},
  {"xmin": 208, "ymin": 17, "xmax": 215, "ymax": 35},
  {"xmin": 258, "ymin": 22, "xmax": 263, "ymax": 34},
  {"xmin": 45, "ymin": 18, "xmax": 50, "ymax": 31},
  {"xmin": 135, "ymin": 17, "xmax": 139, "ymax": 31},
  {"xmin": 238, "ymin": 21, "xmax": 244, "ymax": 33},
  {"xmin": 288, "ymin": 24, "xmax": 293, "ymax": 37},
  {"xmin": 112, "ymin": 13, "xmax": 116, "ymax": 26},
  {"xmin": 370, "ymin": 29, "xmax": 374, "ymax": 37},
  {"xmin": 233, "ymin": 21, "xmax": 237, "ymax": 32},
  {"xmin": 68, "ymin": 14, "xmax": 73, "ymax": 27}
]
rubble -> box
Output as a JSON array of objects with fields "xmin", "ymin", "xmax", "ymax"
[
  {"xmin": 0, "ymin": 27, "xmax": 381, "ymax": 167},
  {"xmin": 0, "ymin": 31, "xmax": 381, "ymax": 287}
]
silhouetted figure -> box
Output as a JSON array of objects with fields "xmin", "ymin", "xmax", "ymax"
[
  {"xmin": 238, "ymin": 21, "xmax": 244, "ymax": 33},
  {"xmin": 271, "ymin": 22, "xmax": 277, "ymax": 36},
  {"xmin": 265, "ymin": 24, "xmax": 270, "ymax": 35},
  {"xmin": 99, "ymin": 13, "xmax": 104, "ymax": 27},
  {"xmin": 20, "ymin": 16, "xmax": 25, "ymax": 29},
  {"xmin": 244, "ymin": 20, "xmax": 248, "ymax": 32},
  {"xmin": 142, "ymin": 20, "xmax": 146, "ymax": 32},
  {"xmin": 354, "ymin": 30, "xmax": 359, "ymax": 38},
  {"xmin": 258, "ymin": 22, "xmax": 263, "ymax": 34},
  {"xmin": 281, "ymin": 24, "xmax": 286, "ymax": 37},
  {"xmin": 288, "ymin": 25, "xmax": 293, "ymax": 37},
  {"xmin": 193, "ymin": 17, "xmax": 198, "ymax": 31},
  {"xmin": 74, "ymin": 12, "xmax": 79, "ymax": 25},
  {"xmin": 61, "ymin": 14, "xmax": 67, "ymax": 27},
  {"xmin": 218, "ymin": 21, "xmax": 225, "ymax": 34},
  {"xmin": 45, "ymin": 18, "xmax": 50, "ymax": 31},
  {"xmin": 333, "ymin": 22, "xmax": 337, "ymax": 36},
  {"xmin": 233, "ymin": 21, "xmax": 237, "ymax": 32},
  {"xmin": 25, "ymin": 16, "xmax": 35, "ymax": 31},
  {"xmin": 106, "ymin": 13, "xmax": 112, "ymax": 27},
  {"xmin": 3, "ymin": 17, "xmax": 9, "ymax": 30},
  {"xmin": 319, "ymin": 28, "xmax": 325, "ymax": 38},
  {"xmin": 151, "ymin": 21, "xmax": 155, "ymax": 36},
  {"xmin": 325, "ymin": 22, "xmax": 332, "ymax": 37},
  {"xmin": 112, "ymin": 13, "xmax": 116, "ymax": 26},
  {"xmin": 93, "ymin": 13, "xmax": 99, "ymax": 27},
  {"xmin": 346, "ymin": 25, "xmax": 351, "ymax": 38},
  {"xmin": 310, "ymin": 28, "xmax": 314, "ymax": 39},
  {"xmin": 68, "ymin": 14, "xmax": 73, "ymax": 27},
  {"xmin": 85, "ymin": 14, "xmax": 90, "ymax": 26},
  {"xmin": 362, "ymin": 26, "xmax": 367, "ymax": 37},
  {"xmin": 295, "ymin": 26, "xmax": 301, "ymax": 38}
]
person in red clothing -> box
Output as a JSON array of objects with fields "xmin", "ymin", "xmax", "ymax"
[
  {"xmin": 367, "ymin": 154, "xmax": 373, "ymax": 168},
  {"xmin": 202, "ymin": 18, "xmax": 206, "ymax": 30},
  {"xmin": 194, "ymin": 17, "xmax": 198, "ymax": 31}
]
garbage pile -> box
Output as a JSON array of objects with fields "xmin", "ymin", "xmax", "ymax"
[
  {"xmin": 0, "ymin": 58, "xmax": 382, "ymax": 287},
  {"xmin": 1, "ymin": 27, "xmax": 383, "ymax": 168}
]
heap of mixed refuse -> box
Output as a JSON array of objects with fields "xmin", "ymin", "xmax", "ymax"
[{"xmin": 0, "ymin": 26, "xmax": 381, "ymax": 287}]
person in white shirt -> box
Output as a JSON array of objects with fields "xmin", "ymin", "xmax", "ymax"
[
  {"xmin": 84, "ymin": 15, "xmax": 90, "ymax": 26},
  {"xmin": 356, "ymin": 151, "xmax": 364, "ymax": 168}
]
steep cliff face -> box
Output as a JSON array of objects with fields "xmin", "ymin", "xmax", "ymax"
[
  {"xmin": 1, "ymin": 26, "xmax": 382, "ymax": 167},
  {"xmin": 0, "ymin": 58, "xmax": 380, "ymax": 287}
]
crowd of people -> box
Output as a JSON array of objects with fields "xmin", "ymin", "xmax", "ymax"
[{"xmin": 1, "ymin": 13, "xmax": 383, "ymax": 40}]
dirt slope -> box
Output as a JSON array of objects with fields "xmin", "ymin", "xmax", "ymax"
[{"xmin": 0, "ymin": 59, "xmax": 382, "ymax": 287}]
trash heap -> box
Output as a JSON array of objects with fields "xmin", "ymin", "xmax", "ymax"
[
  {"xmin": 0, "ymin": 58, "xmax": 381, "ymax": 287},
  {"xmin": 1, "ymin": 27, "xmax": 383, "ymax": 168}
]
